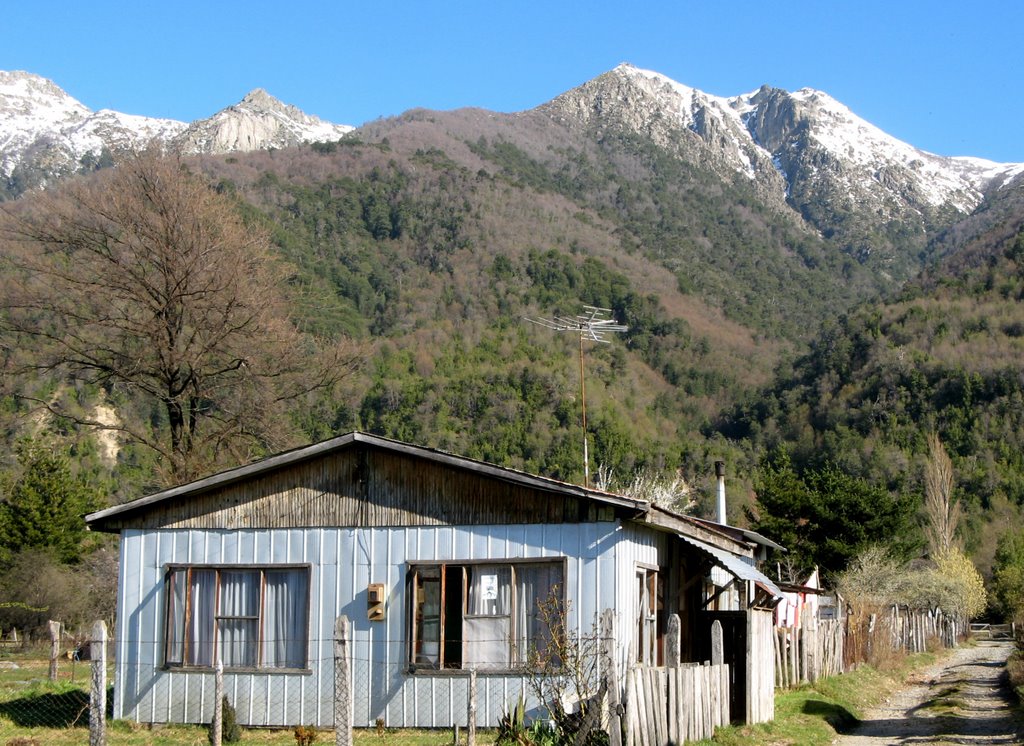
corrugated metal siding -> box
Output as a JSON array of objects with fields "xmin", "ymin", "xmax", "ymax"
[
  {"xmin": 115, "ymin": 520, "xmax": 663, "ymax": 728},
  {"xmin": 613, "ymin": 524, "xmax": 664, "ymax": 675}
]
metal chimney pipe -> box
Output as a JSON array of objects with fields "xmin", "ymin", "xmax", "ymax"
[{"xmin": 714, "ymin": 460, "xmax": 727, "ymax": 525}]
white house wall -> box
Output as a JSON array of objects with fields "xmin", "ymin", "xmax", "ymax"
[{"xmin": 114, "ymin": 520, "xmax": 658, "ymax": 728}]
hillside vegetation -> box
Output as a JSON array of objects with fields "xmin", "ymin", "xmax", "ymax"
[{"xmin": 2, "ymin": 101, "xmax": 1023, "ymax": 615}]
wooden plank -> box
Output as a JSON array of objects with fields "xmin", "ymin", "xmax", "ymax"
[
  {"xmin": 657, "ymin": 668, "xmax": 668, "ymax": 746},
  {"xmin": 681, "ymin": 666, "xmax": 692, "ymax": 743},
  {"xmin": 775, "ymin": 628, "xmax": 786, "ymax": 688},
  {"xmin": 721, "ymin": 663, "xmax": 730, "ymax": 728},
  {"xmin": 667, "ymin": 666, "xmax": 677, "ymax": 746},
  {"xmin": 703, "ymin": 665, "xmax": 713, "ymax": 739},
  {"xmin": 649, "ymin": 668, "xmax": 660, "ymax": 746},
  {"xmin": 636, "ymin": 667, "xmax": 650, "ymax": 746},
  {"xmin": 624, "ymin": 668, "xmax": 635, "ymax": 746},
  {"xmin": 693, "ymin": 664, "xmax": 704, "ymax": 741}
]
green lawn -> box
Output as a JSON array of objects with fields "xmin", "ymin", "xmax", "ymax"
[{"xmin": 0, "ymin": 651, "xmax": 496, "ymax": 745}]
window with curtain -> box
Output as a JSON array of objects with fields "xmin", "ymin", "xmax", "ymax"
[
  {"xmin": 408, "ymin": 560, "xmax": 564, "ymax": 671},
  {"xmin": 164, "ymin": 565, "xmax": 309, "ymax": 670}
]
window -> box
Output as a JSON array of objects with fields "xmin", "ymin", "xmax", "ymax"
[
  {"xmin": 635, "ymin": 566, "xmax": 662, "ymax": 665},
  {"xmin": 165, "ymin": 565, "xmax": 310, "ymax": 670},
  {"xmin": 407, "ymin": 560, "xmax": 564, "ymax": 671}
]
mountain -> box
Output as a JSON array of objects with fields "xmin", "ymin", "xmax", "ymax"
[
  {"xmin": 3, "ymin": 63, "xmax": 1024, "ymax": 543},
  {"xmin": 544, "ymin": 64, "xmax": 1024, "ymax": 280},
  {"xmin": 173, "ymin": 88, "xmax": 353, "ymax": 155},
  {"xmin": 0, "ymin": 70, "xmax": 185, "ymax": 192},
  {"xmin": 719, "ymin": 175, "xmax": 1024, "ymax": 572},
  {"xmin": 0, "ymin": 71, "xmax": 352, "ymax": 197}
]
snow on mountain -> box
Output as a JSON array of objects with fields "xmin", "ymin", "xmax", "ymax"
[
  {"xmin": 545, "ymin": 63, "xmax": 1024, "ymax": 223},
  {"xmin": 0, "ymin": 71, "xmax": 353, "ymax": 193}
]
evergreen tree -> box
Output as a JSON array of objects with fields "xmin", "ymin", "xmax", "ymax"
[
  {"xmin": 747, "ymin": 451, "xmax": 919, "ymax": 577},
  {"xmin": 0, "ymin": 440, "xmax": 102, "ymax": 565}
]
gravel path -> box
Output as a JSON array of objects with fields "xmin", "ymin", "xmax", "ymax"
[{"xmin": 834, "ymin": 640, "xmax": 1024, "ymax": 745}]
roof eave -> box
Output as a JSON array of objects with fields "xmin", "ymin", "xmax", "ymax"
[{"xmin": 85, "ymin": 431, "xmax": 649, "ymax": 530}]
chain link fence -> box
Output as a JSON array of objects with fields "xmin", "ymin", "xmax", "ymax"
[{"xmin": 0, "ymin": 618, "xmax": 515, "ymax": 746}]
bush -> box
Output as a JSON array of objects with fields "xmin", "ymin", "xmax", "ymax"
[{"xmin": 209, "ymin": 696, "xmax": 242, "ymax": 743}]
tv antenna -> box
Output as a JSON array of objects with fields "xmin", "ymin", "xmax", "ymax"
[{"xmin": 525, "ymin": 305, "xmax": 628, "ymax": 488}]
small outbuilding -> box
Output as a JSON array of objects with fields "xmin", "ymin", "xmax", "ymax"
[{"xmin": 86, "ymin": 432, "xmax": 781, "ymax": 729}]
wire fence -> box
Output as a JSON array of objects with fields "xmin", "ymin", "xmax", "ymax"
[{"xmin": 0, "ymin": 619, "xmax": 567, "ymax": 746}]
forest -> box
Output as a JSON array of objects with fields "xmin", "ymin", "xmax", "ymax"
[{"xmin": 2, "ymin": 105, "xmax": 1024, "ymax": 636}]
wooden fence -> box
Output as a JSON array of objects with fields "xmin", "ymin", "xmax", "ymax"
[
  {"xmin": 622, "ymin": 615, "xmax": 733, "ymax": 745},
  {"xmin": 774, "ymin": 618, "xmax": 844, "ymax": 688},
  {"xmin": 969, "ymin": 622, "xmax": 1015, "ymax": 640},
  {"xmin": 624, "ymin": 662, "xmax": 729, "ymax": 745},
  {"xmin": 777, "ymin": 605, "xmax": 965, "ymax": 688}
]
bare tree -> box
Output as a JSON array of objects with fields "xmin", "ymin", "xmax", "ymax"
[
  {"xmin": 1, "ymin": 150, "xmax": 360, "ymax": 484},
  {"xmin": 923, "ymin": 432, "xmax": 960, "ymax": 557}
]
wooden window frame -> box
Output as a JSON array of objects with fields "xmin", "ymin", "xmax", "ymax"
[
  {"xmin": 162, "ymin": 563, "xmax": 312, "ymax": 673},
  {"xmin": 406, "ymin": 557, "xmax": 566, "ymax": 674}
]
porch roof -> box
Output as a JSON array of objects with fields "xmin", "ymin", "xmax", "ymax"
[{"xmin": 678, "ymin": 534, "xmax": 783, "ymax": 600}]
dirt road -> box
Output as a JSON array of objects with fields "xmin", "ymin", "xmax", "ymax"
[{"xmin": 834, "ymin": 640, "xmax": 1024, "ymax": 745}]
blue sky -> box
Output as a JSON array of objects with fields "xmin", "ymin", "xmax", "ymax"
[{"xmin": 5, "ymin": 1, "xmax": 1022, "ymax": 162}]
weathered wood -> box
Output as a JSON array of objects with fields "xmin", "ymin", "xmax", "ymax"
[
  {"xmin": 335, "ymin": 615, "xmax": 352, "ymax": 746},
  {"xmin": 799, "ymin": 623, "xmax": 809, "ymax": 684},
  {"xmin": 212, "ymin": 660, "xmax": 223, "ymax": 746},
  {"xmin": 667, "ymin": 614, "xmax": 681, "ymax": 668},
  {"xmin": 95, "ymin": 447, "xmax": 626, "ymax": 531},
  {"xmin": 720, "ymin": 663, "xmax": 730, "ymax": 727},
  {"xmin": 600, "ymin": 610, "xmax": 622, "ymax": 746},
  {"xmin": 467, "ymin": 669, "xmax": 477, "ymax": 746},
  {"xmin": 710, "ymin": 620, "xmax": 723, "ymax": 667},
  {"xmin": 682, "ymin": 667, "xmax": 692, "ymax": 741},
  {"xmin": 48, "ymin": 620, "xmax": 60, "ymax": 682},
  {"xmin": 642, "ymin": 667, "xmax": 655, "ymax": 746},
  {"xmin": 89, "ymin": 620, "xmax": 107, "ymax": 746},
  {"xmin": 775, "ymin": 628, "xmax": 784, "ymax": 688},
  {"xmin": 622, "ymin": 667, "xmax": 630, "ymax": 746},
  {"xmin": 667, "ymin": 667, "xmax": 677, "ymax": 745}
]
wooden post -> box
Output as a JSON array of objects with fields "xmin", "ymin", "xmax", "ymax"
[
  {"xmin": 601, "ymin": 610, "xmax": 622, "ymax": 746},
  {"xmin": 211, "ymin": 660, "xmax": 223, "ymax": 746},
  {"xmin": 799, "ymin": 620, "xmax": 809, "ymax": 684},
  {"xmin": 710, "ymin": 620, "xmax": 724, "ymax": 667},
  {"xmin": 667, "ymin": 614, "xmax": 681, "ymax": 668},
  {"xmin": 467, "ymin": 668, "xmax": 477, "ymax": 746},
  {"xmin": 335, "ymin": 615, "xmax": 353, "ymax": 746},
  {"xmin": 48, "ymin": 620, "xmax": 61, "ymax": 681},
  {"xmin": 89, "ymin": 620, "xmax": 107, "ymax": 746}
]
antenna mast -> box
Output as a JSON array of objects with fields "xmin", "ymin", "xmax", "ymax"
[{"xmin": 525, "ymin": 305, "xmax": 628, "ymax": 488}]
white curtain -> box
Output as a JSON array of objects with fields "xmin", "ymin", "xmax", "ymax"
[
  {"xmin": 218, "ymin": 570, "xmax": 259, "ymax": 667},
  {"xmin": 466, "ymin": 566, "xmax": 511, "ymax": 615},
  {"xmin": 189, "ymin": 569, "xmax": 217, "ymax": 667},
  {"xmin": 263, "ymin": 569, "xmax": 308, "ymax": 668},
  {"xmin": 166, "ymin": 569, "xmax": 187, "ymax": 665},
  {"xmin": 514, "ymin": 564, "xmax": 562, "ymax": 665},
  {"xmin": 464, "ymin": 566, "xmax": 511, "ymax": 668}
]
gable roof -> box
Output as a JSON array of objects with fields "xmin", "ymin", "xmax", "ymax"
[
  {"xmin": 86, "ymin": 431, "xmax": 648, "ymax": 528},
  {"xmin": 85, "ymin": 431, "xmax": 758, "ymax": 557}
]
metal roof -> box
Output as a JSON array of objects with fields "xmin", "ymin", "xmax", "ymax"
[
  {"xmin": 678, "ymin": 534, "xmax": 783, "ymax": 600},
  {"xmin": 85, "ymin": 430, "xmax": 649, "ymax": 526}
]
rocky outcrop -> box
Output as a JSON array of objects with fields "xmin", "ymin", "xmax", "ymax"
[{"xmin": 174, "ymin": 88, "xmax": 352, "ymax": 155}]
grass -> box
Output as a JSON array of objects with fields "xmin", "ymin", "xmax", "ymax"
[
  {"xmin": 0, "ymin": 647, "xmax": 948, "ymax": 746},
  {"xmin": 0, "ymin": 650, "xmax": 498, "ymax": 745},
  {"xmin": 687, "ymin": 650, "xmax": 945, "ymax": 746}
]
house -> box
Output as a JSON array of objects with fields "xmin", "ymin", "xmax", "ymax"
[{"xmin": 85, "ymin": 432, "xmax": 781, "ymax": 729}]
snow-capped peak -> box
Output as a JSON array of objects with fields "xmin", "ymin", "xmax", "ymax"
[
  {"xmin": 0, "ymin": 71, "xmax": 354, "ymax": 193},
  {"xmin": 549, "ymin": 64, "xmax": 1023, "ymax": 219}
]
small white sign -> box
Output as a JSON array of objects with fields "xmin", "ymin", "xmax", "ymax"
[{"xmin": 481, "ymin": 574, "xmax": 499, "ymax": 601}]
